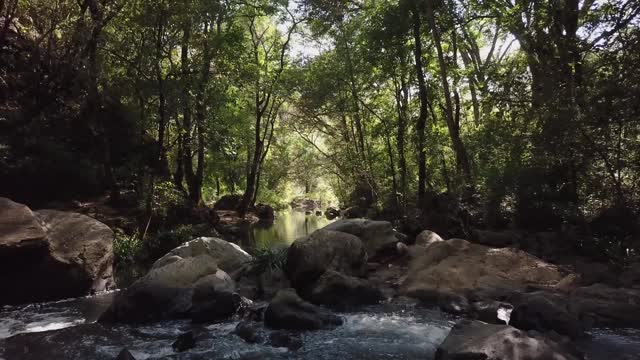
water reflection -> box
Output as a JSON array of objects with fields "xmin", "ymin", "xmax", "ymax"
[{"xmin": 251, "ymin": 209, "xmax": 334, "ymax": 249}]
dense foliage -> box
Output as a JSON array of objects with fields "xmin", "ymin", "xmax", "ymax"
[{"xmin": 1, "ymin": 0, "xmax": 639, "ymax": 255}]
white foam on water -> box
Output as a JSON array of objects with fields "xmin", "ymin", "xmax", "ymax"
[{"xmin": 24, "ymin": 318, "xmax": 85, "ymax": 333}]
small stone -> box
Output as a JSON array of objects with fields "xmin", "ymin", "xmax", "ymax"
[{"xmin": 235, "ymin": 321, "xmax": 262, "ymax": 343}]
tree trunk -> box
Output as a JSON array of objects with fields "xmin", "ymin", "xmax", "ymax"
[
  {"xmin": 181, "ymin": 23, "xmax": 197, "ymax": 203},
  {"xmin": 425, "ymin": 0, "xmax": 473, "ymax": 186},
  {"xmin": 411, "ymin": 4, "xmax": 429, "ymax": 207}
]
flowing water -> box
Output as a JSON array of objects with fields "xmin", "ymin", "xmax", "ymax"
[{"xmin": 2, "ymin": 210, "xmax": 640, "ymax": 359}]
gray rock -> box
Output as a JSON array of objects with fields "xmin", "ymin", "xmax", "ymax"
[
  {"xmin": 0, "ymin": 198, "xmax": 114, "ymax": 305},
  {"xmin": 286, "ymin": 230, "xmax": 367, "ymax": 290},
  {"xmin": 308, "ymin": 270, "xmax": 383, "ymax": 308},
  {"xmin": 151, "ymin": 237, "xmax": 252, "ymax": 275},
  {"xmin": 323, "ymin": 219, "xmax": 399, "ymax": 256}
]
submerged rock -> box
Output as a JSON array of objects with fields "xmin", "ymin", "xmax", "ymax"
[
  {"xmin": 172, "ymin": 331, "xmax": 196, "ymax": 352},
  {"xmin": 114, "ymin": 349, "xmax": 136, "ymax": 360},
  {"xmin": 235, "ymin": 321, "xmax": 262, "ymax": 343},
  {"xmin": 286, "ymin": 230, "xmax": 367, "ymax": 290},
  {"xmin": 435, "ymin": 320, "xmax": 584, "ymax": 360},
  {"xmin": 264, "ymin": 289, "xmax": 343, "ymax": 331},
  {"xmin": 0, "ymin": 198, "xmax": 114, "ymax": 305},
  {"xmin": 269, "ymin": 331, "xmax": 303, "ymax": 350}
]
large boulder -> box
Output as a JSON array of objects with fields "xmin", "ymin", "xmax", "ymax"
[
  {"xmin": 323, "ymin": 219, "xmax": 399, "ymax": 256},
  {"xmin": 308, "ymin": 270, "xmax": 383, "ymax": 308},
  {"xmin": 101, "ymin": 240, "xmax": 248, "ymax": 323},
  {"xmin": 401, "ymin": 239, "xmax": 565, "ymax": 304},
  {"xmin": 435, "ymin": 320, "xmax": 584, "ymax": 360},
  {"xmin": 152, "ymin": 237, "xmax": 251, "ymax": 276},
  {"xmin": 0, "ymin": 198, "xmax": 114, "ymax": 305},
  {"xmin": 286, "ymin": 229, "xmax": 367, "ymax": 290},
  {"xmin": 264, "ymin": 289, "xmax": 343, "ymax": 331}
]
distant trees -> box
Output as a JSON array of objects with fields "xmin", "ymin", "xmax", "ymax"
[{"xmin": 1, "ymin": 0, "xmax": 639, "ymax": 232}]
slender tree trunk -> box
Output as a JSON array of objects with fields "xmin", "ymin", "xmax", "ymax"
[
  {"xmin": 411, "ymin": 4, "xmax": 429, "ymax": 206},
  {"xmin": 155, "ymin": 8, "xmax": 168, "ymax": 176},
  {"xmin": 181, "ymin": 23, "xmax": 197, "ymax": 203},
  {"xmin": 425, "ymin": 0, "xmax": 472, "ymax": 185},
  {"xmin": 394, "ymin": 76, "xmax": 409, "ymax": 211}
]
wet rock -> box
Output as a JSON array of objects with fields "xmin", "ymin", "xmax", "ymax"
[
  {"xmin": 264, "ymin": 289, "xmax": 343, "ymax": 331},
  {"xmin": 269, "ymin": 331, "xmax": 303, "ymax": 350},
  {"xmin": 0, "ymin": 198, "xmax": 114, "ymax": 305},
  {"xmin": 323, "ymin": 219, "xmax": 399, "ymax": 257},
  {"xmin": 151, "ymin": 237, "xmax": 252, "ymax": 275},
  {"xmin": 470, "ymin": 300, "xmax": 513, "ymax": 325},
  {"xmin": 235, "ymin": 321, "xmax": 262, "ymax": 343},
  {"xmin": 401, "ymin": 239, "xmax": 565, "ymax": 304},
  {"xmin": 172, "ymin": 331, "xmax": 196, "ymax": 352},
  {"xmin": 190, "ymin": 275, "xmax": 247, "ymax": 323},
  {"xmin": 286, "ymin": 230, "xmax": 367, "ymax": 290},
  {"xmin": 308, "ymin": 270, "xmax": 383, "ymax": 308},
  {"xmin": 568, "ymin": 284, "xmax": 640, "ymax": 328},
  {"xmin": 101, "ymin": 254, "xmax": 238, "ymax": 323},
  {"xmin": 435, "ymin": 320, "xmax": 584, "ymax": 360},
  {"xmin": 115, "ymin": 349, "xmax": 136, "ymax": 360},
  {"xmin": 510, "ymin": 292, "xmax": 585, "ymax": 339},
  {"xmin": 415, "ymin": 230, "xmax": 444, "ymax": 248}
]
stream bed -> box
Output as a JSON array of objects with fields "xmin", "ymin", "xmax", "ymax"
[{"xmin": 2, "ymin": 210, "xmax": 640, "ymax": 359}]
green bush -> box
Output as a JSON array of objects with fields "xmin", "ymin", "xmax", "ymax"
[
  {"xmin": 247, "ymin": 246, "xmax": 288, "ymax": 275},
  {"xmin": 113, "ymin": 228, "xmax": 143, "ymax": 264},
  {"xmin": 145, "ymin": 225, "xmax": 195, "ymax": 262}
]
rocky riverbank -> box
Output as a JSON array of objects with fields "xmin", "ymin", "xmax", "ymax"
[{"xmin": 2, "ymin": 201, "xmax": 640, "ymax": 359}]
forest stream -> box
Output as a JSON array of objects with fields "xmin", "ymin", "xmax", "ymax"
[{"xmin": 2, "ymin": 211, "xmax": 640, "ymax": 360}]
